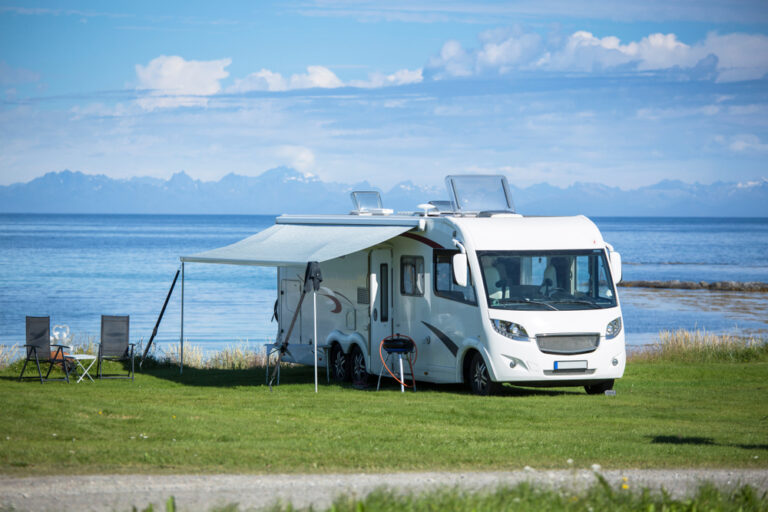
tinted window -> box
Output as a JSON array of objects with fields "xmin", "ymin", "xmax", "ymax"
[
  {"xmin": 433, "ymin": 250, "xmax": 476, "ymax": 305},
  {"xmin": 400, "ymin": 255, "xmax": 425, "ymax": 296},
  {"xmin": 380, "ymin": 263, "xmax": 389, "ymax": 322}
]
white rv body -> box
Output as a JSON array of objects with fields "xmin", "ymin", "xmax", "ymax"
[{"xmin": 275, "ymin": 211, "xmax": 626, "ymax": 392}]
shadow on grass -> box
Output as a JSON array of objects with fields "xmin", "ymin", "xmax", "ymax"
[
  {"xmin": 136, "ymin": 362, "xmax": 584, "ymax": 397},
  {"xmin": 649, "ymin": 434, "xmax": 768, "ymax": 451},
  {"xmin": 4, "ymin": 357, "xmax": 590, "ymax": 398},
  {"xmin": 353, "ymin": 376, "xmax": 582, "ymax": 397}
]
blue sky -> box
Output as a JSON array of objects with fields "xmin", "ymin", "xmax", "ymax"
[{"xmin": 1, "ymin": 1, "xmax": 767, "ymax": 189}]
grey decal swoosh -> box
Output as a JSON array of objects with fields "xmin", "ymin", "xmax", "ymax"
[{"xmin": 422, "ymin": 321, "xmax": 458, "ymax": 357}]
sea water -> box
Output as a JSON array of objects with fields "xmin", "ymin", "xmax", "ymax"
[{"xmin": 1, "ymin": 214, "xmax": 766, "ymax": 355}]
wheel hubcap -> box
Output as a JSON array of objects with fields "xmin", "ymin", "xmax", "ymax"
[
  {"xmin": 353, "ymin": 353, "xmax": 365, "ymax": 381},
  {"xmin": 333, "ymin": 350, "xmax": 346, "ymax": 379},
  {"xmin": 473, "ymin": 361, "xmax": 488, "ymax": 392}
]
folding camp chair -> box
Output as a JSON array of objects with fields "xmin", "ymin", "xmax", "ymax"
[
  {"xmin": 97, "ymin": 315, "xmax": 135, "ymax": 380},
  {"xmin": 18, "ymin": 316, "xmax": 70, "ymax": 383}
]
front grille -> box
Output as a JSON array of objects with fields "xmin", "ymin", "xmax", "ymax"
[{"xmin": 536, "ymin": 334, "xmax": 600, "ymax": 355}]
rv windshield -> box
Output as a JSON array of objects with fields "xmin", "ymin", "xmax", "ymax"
[{"xmin": 478, "ymin": 250, "xmax": 617, "ymax": 311}]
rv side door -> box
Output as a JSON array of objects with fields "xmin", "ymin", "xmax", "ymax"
[{"xmin": 370, "ymin": 248, "xmax": 393, "ymax": 366}]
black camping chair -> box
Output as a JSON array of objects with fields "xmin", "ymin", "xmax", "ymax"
[
  {"xmin": 18, "ymin": 316, "xmax": 70, "ymax": 383},
  {"xmin": 97, "ymin": 315, "xmax": 135, "ymax": 380}
]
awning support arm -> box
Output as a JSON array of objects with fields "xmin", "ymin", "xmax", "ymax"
[
  {"xmin": 140, "ymin": 268, "xmax": 180, "ymax": 368},
  {"xmin": 268, "ymin": 261, "xmax": 322, "ymax": 391}
]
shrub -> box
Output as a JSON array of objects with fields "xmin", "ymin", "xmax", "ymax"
[{"xmin": 630, "ymin": 329, "xmax": 768, "ymax": 363}]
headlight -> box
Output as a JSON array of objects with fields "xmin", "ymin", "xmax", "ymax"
[
  {"xmin": 491, "ymin": 319, "xmax": 529, "ymax": 341},
  {"xmin": 606, "ymin": 317, "xmax": 622, "ymax": 340}
]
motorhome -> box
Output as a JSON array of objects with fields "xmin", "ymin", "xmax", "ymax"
[{"xmin": 186, "ymin": 175, "xmax": 625, "ymax": 395}]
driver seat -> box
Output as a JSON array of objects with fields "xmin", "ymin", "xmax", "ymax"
[
  {"xmin": 541, "ymin": 264, "xmax": 557, "ymax": 294},
  {"xmin": 485, "ymin": 266, "xmax": 503, "ymax": 300}
]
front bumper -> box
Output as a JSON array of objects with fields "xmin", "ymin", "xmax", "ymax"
[{"xmin": 485, "ymin": 332, "xmax": 626, "ymax": 383}]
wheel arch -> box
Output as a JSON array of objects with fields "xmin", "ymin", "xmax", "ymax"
[
  {"xmin": 457, "ymin": 338, "xmax": 496, "ymax": 383},
  {"xmin": 325, "ymin": 329, "xmax": 369, "ymax": 368}
]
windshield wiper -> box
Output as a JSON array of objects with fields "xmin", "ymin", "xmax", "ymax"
[
  {"xmin": 494, "ymin": 298, "xmax": 559, "ymax": 311},
  {"xmin": 550, "ymin": 299, "xmax": 601, "ymax": 309}
]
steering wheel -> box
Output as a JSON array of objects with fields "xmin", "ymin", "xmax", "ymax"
[{"xmin": 546, "ymin": 287, "xmax": 567, "ymax": 298}]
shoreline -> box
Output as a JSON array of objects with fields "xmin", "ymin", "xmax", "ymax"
[{"xmin": 619, "ymin": 280, "xmax": 768, "ymax": 292}]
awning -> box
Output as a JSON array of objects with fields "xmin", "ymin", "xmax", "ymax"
[{"xmin": 180, "ymin": 223, "xmax": 413, "ymax": 267}]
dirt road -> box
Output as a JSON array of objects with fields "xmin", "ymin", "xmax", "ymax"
[{"xmin": 1, "ymin": 469, "xmax": 766, "ymax": 511}]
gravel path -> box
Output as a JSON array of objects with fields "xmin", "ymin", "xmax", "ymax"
[{"xmin": 1, "ymin": 469, "xmax": 766, "ymax": 511}]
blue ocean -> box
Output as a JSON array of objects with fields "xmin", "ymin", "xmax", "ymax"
[{"xmin": 1, "ymin": 214, "xmax": 767, "ymax": 354}]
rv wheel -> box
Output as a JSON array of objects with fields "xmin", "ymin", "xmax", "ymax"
[
  {"xmin": 584, "ymin": 380, "xmax": 614, "ymax": 395},
  {"xmin": 470, "ymin": 352, "xmax": 498, "ymax": 396},
  {"xmin": 350, "ymin": 345, "xmax": 369, "ymax": 389},
  {"xmin": 330, "ymin": 344, "xmax": 349, "ymax": 382}
]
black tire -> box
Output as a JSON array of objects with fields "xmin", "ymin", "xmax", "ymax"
[
  {"xmin": 330, "ymin": 344, "xmax": 349, "ymax": 382},
  {"xmin": 469, "ymin": 352, "xmax": 498, "ymax": 396},
  {"xmin": 584, "ymin": 379, "xmax": 614, "ymax": 395},
  {"xmin": 350, "ymin": 345, "xmax": 369, "ymax": 389}
]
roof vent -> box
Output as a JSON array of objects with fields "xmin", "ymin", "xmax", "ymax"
[
  {"xmin": 350, "ymin": 191, "xmax": 393, "ymax": 215},
  {"xmin": 445, "ymin": 175, "xmax": 515, "ymax": 214}
]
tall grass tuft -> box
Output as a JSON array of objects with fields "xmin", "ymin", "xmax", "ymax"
[
  {"xmin": 161, "ymin": 341, "xmax": 205, "ymax": 369},
  {"xmin": 146, "ymin": 341, "xmax": 268, "ymax": 370},
  {"xmin": 70, "ymin": 333, "xmax": 99, "ymax": 356},
  {"xmin": 207, "ymin": 342, "xmax": 267, "ymax": 370},
  {"xmin": 0, "ymin": 344, "xmax": 19, "ymax": 370},
  {"xmin": 630, "ymin": 329, "xmax": 768, "ymax": 363}
]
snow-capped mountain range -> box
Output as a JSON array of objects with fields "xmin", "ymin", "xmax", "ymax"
[{"xmin": 1, "ymin": 169, "xmax": 766, "ymax": 216}]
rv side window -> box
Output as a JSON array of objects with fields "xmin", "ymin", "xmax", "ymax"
[
  {"xmin": 400, "ymin": 255, "xmax": 425, "ymax": 296},
  {"xmin": 433, "ymin": 250, "xmax": 477, "ymax": 305},
  {"xmin": 380, "ymin": 263, "xmax": 389, "ymax": 322}
]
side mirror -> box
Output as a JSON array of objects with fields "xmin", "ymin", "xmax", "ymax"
[
  {"xmin": 609, "ymin": 251, "xmax": 622, "ymax": 284},
  {"xmin": 453, "ymin": 253, "xmax": 468, "ymax": 287}
]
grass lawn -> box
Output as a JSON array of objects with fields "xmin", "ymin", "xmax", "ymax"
[{"xmin": 1, "ymin": 357, "xmax": 767, "ymax": 476}]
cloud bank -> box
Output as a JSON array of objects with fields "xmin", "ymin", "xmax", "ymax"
[
  {"xmin": 427, "ymin": 29, "xmax": 768, "ymax": 83},
  {"xmin": 133, "ymin": 27, "xmax": 767, "ymax": 111}
]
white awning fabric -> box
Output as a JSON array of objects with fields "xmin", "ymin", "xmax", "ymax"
[{"xmin": 180, "ymin": 223, "xmax": 412, "ymax": 267}]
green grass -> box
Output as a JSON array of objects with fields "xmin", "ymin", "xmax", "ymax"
[
  {"xmin": 295, "ymin": 482, "xmax": 767, "ymax": 512},
  {"xmin": 1, "ymin": 351, "xmax": 767, "ymax": 476},
  {"xmin": 137, "ymin": 482, "xmax": 768, "ymax": 512}
]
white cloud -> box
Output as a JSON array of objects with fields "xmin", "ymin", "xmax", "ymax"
[
  {"xmin": 276, "ymin": 145, "xmax": 316, "ymax": 172},
  {"xmin": 428, "ymin": 40, "xmax": 473, "ymax": 78},
  {"xmin": 289, "ymin": 66, "xmax": 343, "ymax": 89},
  {"xmin": 228, "ymin": 65, "xmax": 421, "ymax": 92},
  {"xmin": 728, "ymin": 134, "xmax": 768, "ymax": 152},
  {"xmin": 135, "ymin": 55, "xmax": 231, "ymax": 110},
  {"xmin": 428, "ymin": 29, "xmax": 768, "ymax": 82},
  {"xmin": 350, "ymin": 68, "xmax": 423, "ymax": 88},
  {"xmin": 476, "ymin": 29, "xmax": 542, "ymax": 73},
  {"xmin": 228, "ymin": 69, "xmax": 288, "ymax": 92},
  {"xmin": 703, "ymin": 32, "xmax": 768, "ymax": 82},
  {"xmin": 536, "ymin": 31, "xmax": 700, "ymax": 72}
]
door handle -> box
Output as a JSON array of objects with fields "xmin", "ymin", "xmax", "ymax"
[{"xmin": 373, "ymin": 309, "xmax": 378, "ymax": 321}]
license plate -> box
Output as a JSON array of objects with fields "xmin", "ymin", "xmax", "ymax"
[{"xmin": 554, "ymin": 360, "xmax": 588, "ymax": 371}]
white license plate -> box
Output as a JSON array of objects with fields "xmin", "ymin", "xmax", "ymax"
[{"xmin": 554, "ymin": 360, "xmax": 588, "ymax": 371}]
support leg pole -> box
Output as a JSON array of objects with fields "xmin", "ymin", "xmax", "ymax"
[
  {"xmin": 313, "ymin": 291, "xmax": 318, "ymax": 394},
  {"xmin": 180, "ymin": 262, "xmax": 184, "ymax": 375}
]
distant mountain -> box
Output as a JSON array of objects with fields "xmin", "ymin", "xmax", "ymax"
[{"xmin": 1, "ymin": 169, "xmax": 766, "ymax": 216}]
